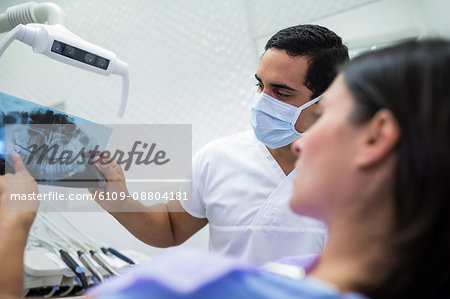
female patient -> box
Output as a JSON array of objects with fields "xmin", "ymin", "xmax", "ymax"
[
  {"xmin": 1, "ymin": 39, "xmax": 449, "ymax": 299},
  {"xmin": 288, "ymin": 39, "xmax": 450, "ymax": 298},
  {"xmin": 91, "ymin": 39, "xmax": 450, "ymax": 299}
]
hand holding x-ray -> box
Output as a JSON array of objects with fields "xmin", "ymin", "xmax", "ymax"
[
  {"xmin": 88, "ymin": 155, "xmax": 132, "ymax": 212},
  {"xmin": 1, "ymin": 153, "xmax": 39, "ymax": 218}
]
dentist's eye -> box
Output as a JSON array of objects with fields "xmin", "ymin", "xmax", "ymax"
[
  {"xmin": 255, "ymin": 82, "xmax": 263, "ymax": 91},
  {"xmin": 275, "ymin": 91, "xmax": 290, "ymax": 98}
]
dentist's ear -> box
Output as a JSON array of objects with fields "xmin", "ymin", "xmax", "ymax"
[{"xmin": 355, "ymin": 109, "xmax": 400, "ymax": 168}]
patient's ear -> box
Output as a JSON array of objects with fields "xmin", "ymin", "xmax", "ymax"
[{"xmin": 355, "ymin": 109, "xmax": 400, "ymax": 168}]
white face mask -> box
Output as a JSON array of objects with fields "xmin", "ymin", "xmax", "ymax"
[{"xmin": 250, "ymin": 92, "xmax": 321, "ymax": 149}]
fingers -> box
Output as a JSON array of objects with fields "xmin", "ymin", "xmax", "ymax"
[
  {"xmin": 0, "ymin": 176, "xmax": 4, "ymax": 201},
  {"xmin": 11, "ymin": 153, "xmax": 27, "ymax": 174},
  {"xmin": 93, "ymin": 156, "xmax": 121, "ymax": 181},
  {"xmin": 100, "ymin": 153, "xmax": 124, "ymax": 175},
  {"xmin": 110, "ymin": 160, "xmax": 125, "ymax": 176}
]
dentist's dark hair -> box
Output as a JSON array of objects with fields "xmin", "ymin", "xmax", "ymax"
[
  {"xmin": 265, "ymin": 24, "xmax": 349, "ymax": 99},
  {"xmin": 343, "ymin": 39, "xmax": 450, "ymax": 299}
]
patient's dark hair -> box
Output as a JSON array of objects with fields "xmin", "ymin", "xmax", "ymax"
[
  {"xmin": 265, "ymin": 24, "xmax": 349, "ymax": 99},
  {"xmin": 343, "ymin": 40, "xmax": 450, "ymax": 299}
]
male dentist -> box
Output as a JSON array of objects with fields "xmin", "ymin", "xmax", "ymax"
[{"xmin": 93, "ymin": 24, "xmax": 349, "ymax": 263}]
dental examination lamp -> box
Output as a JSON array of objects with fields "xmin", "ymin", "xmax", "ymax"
[{"xmin": 0, "ymin": 2, "xmax": 129, "ymax": 116}]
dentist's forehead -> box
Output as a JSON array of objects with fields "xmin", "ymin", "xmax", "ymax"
[{"xmin": 258, "ymin": 49, "xmax": 310, "ymax": 86}]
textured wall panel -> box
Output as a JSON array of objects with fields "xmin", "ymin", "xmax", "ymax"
[{"xmin": 0, "ymin": 0, "xmax": 377, "ymax": 152}]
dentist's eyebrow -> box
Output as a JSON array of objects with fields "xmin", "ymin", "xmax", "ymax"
[{"xmin": 254, "ymin": 74, "xmax": 297, "ymax": 92}]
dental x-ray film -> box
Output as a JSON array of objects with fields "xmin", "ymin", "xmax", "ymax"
[{"xmin": 0, "ymin": 92, "xmax": 111, "ymax": 188}]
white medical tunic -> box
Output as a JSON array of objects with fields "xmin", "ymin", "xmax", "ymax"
[{"xmin": 180, "ymin": 131, "xmax": 327, "ymax": 264}]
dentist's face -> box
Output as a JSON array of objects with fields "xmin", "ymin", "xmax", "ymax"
[{"xmin": 255, "ymin": 48, "xmax": 318, "ymax": 134}]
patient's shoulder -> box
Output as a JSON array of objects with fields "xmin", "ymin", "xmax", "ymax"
[{"xmin": 89, "ymin": 248, "xmax": 369, "ymax": 299}]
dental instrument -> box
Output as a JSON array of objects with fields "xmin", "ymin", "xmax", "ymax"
[
  {"xmin": 28, "ymin": 231, "xmax": 89, "ymax": 290},
  {"xmin": 55, "ymin": 210, "xmax": 136, "ymax": 265},
  {"xmin": 39, "ymin": 213, "xmax": 120, "ymax": 277}
]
